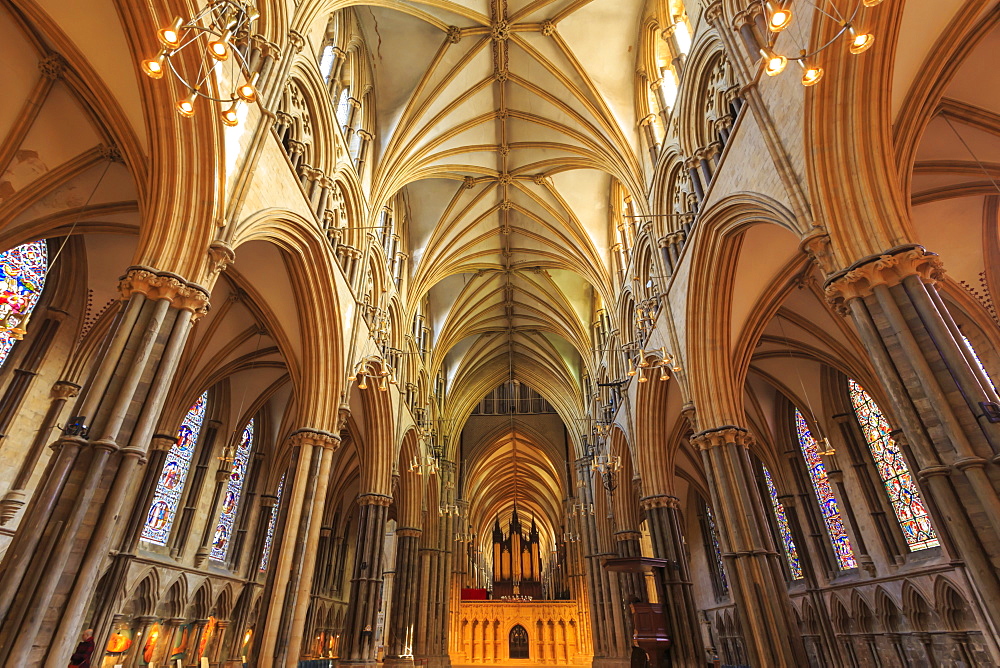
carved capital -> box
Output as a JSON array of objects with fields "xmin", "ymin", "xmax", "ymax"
[
  {"xmin": 396, "ymin": 527, "xmax": 422, "ymax": 538},
  {"xmin": 118, "ymin": 266, "xmax": 211, "ymax": 317},
  {"xmin": 358, "ymin": 492, "xmax": 393, "ymax": 507},
  {"xmin": 690, "ymin": 425, "xmax": 751, "ymax": 450},
  {"xmin": 260, "ymin": 493, "xmax": 278, "ymax": 509},
  {"xmin": 288, "ymin": 427, "xmax": 341, "ymax": 451},
  {"xmin": 824, "ymin": 245, "xmax": 945, "ymax": 313},
  {"xmin": 614, "ymin": 530, "xmax": 642, "ymax": 541},
  {"xmin": 150, "ymin": 433, "xmax": 176, "ymax": 452},
  {"xmin": 639, "ymin": 494, "xmax": 680, "ymax": 510}
]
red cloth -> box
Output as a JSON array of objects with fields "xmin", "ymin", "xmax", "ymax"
[
  {"xmin": 69, "ymin": 637, "xmax": 95, "ymax": 668},
  {"xmin": 461, "ymin": 588, "xmax": 488, "ymax": 600}
]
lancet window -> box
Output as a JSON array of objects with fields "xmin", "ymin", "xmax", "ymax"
[
  {"xmin": 701, "ymin": 501, "xmax": 728, "ymax": 597},
  {"xmin": 260, "ymin": 473, "xmax": 286, "ymax": 571},
  {"xmin": 794, "ymin": 409, "xmax": 857, "ymax": 569},
  {"xmin": 0, "ymin": 240, "xmax": 48, "ymax": 368},
  {"xmin": 210, "ymin": 418, "xmax": 255, "ymax": 561},
  {"xmin": 762, "ymin": 466, "xmax": 803, "ymax": 579},
  {"xmin": 848, "ymin": 380, "xmax": 939, "ymax": 551},
  {"xmin": 142, "ymin": 392, "xmax": 209, "ymax": 544}
]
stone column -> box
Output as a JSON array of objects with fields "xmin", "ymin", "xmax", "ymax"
[
  {"xmin": 194, "ymin": 459, "xmax": 235, "ymax": 566},
  {"xmin": 576, "ymin": 457, "xmax": 612, "ymax": 663},
  {"xmin": 124, "ymin": 616, "xmax": 158, "ymax": 668},
  {"xmin": 0, "ymin": 267, "xmax": 208, "ymax": 668},
  {"xmin": 256, "ymin": 427, "xmax": 340, "ymax": 668},
  {"xmin": 384, "ymin": 528, "xmax": 422, "ymax": 667},
  {"xmin": 0, "ymin": 380, "xmax": 79, "ymax": 525},
  {"xmin": 209, "ymin": 620, "xmax": 230, "ymax": 667},
  {"xmin": 825, "ymin": 245, "xmax": 1000, "ymax": 633},
  {"xmin": 186, "ymin": 619, "xmax": 209, "ymax": 667},
  {"xmin": 692, "ymin": 426, "xmax": 807, "ymax": 667},
  {"xmin": 155, "ymin": 618, "xmax": 186, "ymax": 668},
  {"xmin": 339, "ymin": 493, "xmax": 393, "ymax": 667},
  {"xmin": 640, "ymin": 495, "xmax": 703, "ymax": 667}
]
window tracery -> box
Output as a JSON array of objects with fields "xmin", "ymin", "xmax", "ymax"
[
  {"xmin": 142, "ymin": 392, "xmax": 209, "ymax": 544},
  {"xmin": 794, "ymin": 409, "xmax": 857, "ymax": 569},
  {"xmin": 210, "ymin": 418, "xmax": 255, "ymax": 561},
  {"xmin": 848, "ymin": 380, "xmax": 939, "ymax": 551},
  {"xmin": 0, "ymin": 240, "xmax": 47, "ymax": 368}
]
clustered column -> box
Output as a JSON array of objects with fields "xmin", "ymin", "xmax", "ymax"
[
  {"xmin": 0, "ymin": 266, "xmax": 208, "ymax": 668},
  {"xmin": 692, "ymin": 426, "xmax": 806, "ymax": 667},
  {"xmin": 339, "ymin": 493, "xmax": 393, "ymax": 666},
  {"xmin": 825, "ymin": 244, "xmax": 1000, "ymax": 634},
  {"xmin": 640, "ymin": 494, "xmax": 703, "ymax": 667},
  {"xmin": 384, "ymin": 527, "xmax": 422, "ymax": 667}
]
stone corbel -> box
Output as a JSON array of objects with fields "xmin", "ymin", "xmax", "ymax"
[{"xmin": 208, "ymin": 241, "xmax": 236, "ymax": 277}]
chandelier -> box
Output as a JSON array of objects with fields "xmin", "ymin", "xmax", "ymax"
[
  {"xmin": 140, "ymin": 0, "xmax": 261, "ymax": 124},
  {"xmin": 626, "ymin": 346, "xmax": 681, "ymax": 383},
  {"xmin": 348, "ymin": 354, "xmax": 398, "ymax": 391},
  {"xmin": 757, "ymin": 0, "xmax": 881, "ymax": 86}
]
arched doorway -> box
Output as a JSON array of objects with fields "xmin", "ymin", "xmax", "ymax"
[{"xmin": 509, "ymin": 624, "xmax": 529, "ymax": 659}]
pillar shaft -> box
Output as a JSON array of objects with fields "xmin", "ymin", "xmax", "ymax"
[
  {"xmin": 339, "ymin": 493, "xmax": 392, "ymax": 666},
  {"xmin": 385, "ymin": 530, "xmax": 422, "ymax": 664},
  {"xmin": 0, "ymin": 267, "xmax": 208, "ymax": 668},
  {"xmin": 693, "ymin": 426, "xmax": 807, "ymax": 667}
]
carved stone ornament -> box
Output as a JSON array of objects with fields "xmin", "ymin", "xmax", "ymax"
[
  {"xmin": 288, "ymin": 427, "xmax": 342, "ymax": 451},
  {"xmin": 208, "ymin": 241, "xmax": 236, "ymax": 276},
  {"xmin": 38, "ymin": 53, "xmax": 65, "ymax": 79},
  {"xmin": 639, "ymin": 494, "xmax": 680, "ymax": 510},
  {"xmin": 117, "ymin": 266, "xmax": 211, "ymax": 317},
  {"xmin": 824, "ymin": 246, "xmax": 946, "ymax": 315},
  {"xmin": 491, "ymin": 21, "xmax": 511, "ymax": 41},
  {"xmin": 358, "ymin": 492, "xmax": 393, "ymax": 507},
  {"xmin": 690, "ymin": 425, "xmax": 751, "ymax": 451},
  {"xmin": 447, "ymin": 25, "xmax": 462, "ymax": 44},
  {"xmin": 541, "ymin": 20, "xmax": 556, "ymax": 36}
]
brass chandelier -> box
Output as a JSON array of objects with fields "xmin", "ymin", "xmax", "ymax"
[
  {"xmin": 758, "ymin": 0, "xmax": 881, "ymax": 86},
  {"xmin": 140, "ymin": 0, "xmax": 261, "ymax": 125}
]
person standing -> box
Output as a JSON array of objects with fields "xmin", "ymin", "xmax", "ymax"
[{"xmin": 69, "ymin": 629, "xmax": 95, "ymax": 668}]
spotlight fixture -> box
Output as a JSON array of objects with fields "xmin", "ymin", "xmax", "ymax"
[
  {"xmin": 758, "ymin": 0, "xmax": 880, "ymax": 86},
  {"xmin": 139, "ymin": 0, "xmax": 261, "ymax": 125}
]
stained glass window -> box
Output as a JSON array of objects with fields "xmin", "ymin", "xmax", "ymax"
[
  {"xmin": 0, "ymin": 240, "xmax": 48, "ymax": 368},
  {"xmin": 794, "ymin": 409, "xmax": 857, "ymax": 569},
  {"xmin": 210, "ymin": 419, "xmax": 255, "ymax": 561},
  {"xmin": 762, "ymin": 466, "xmax": 803, "ymax": 579},
  {"xmin": 260, "ymin": 473, "xmax": 286, "ymax": 571},
  {"xmin": 848, "ymin": 379, "xmax": 939, "ymax": 550},
  {"xmin": 142, "ymin": 392, "xmax": 208, "ymax": 544},
  {"xmin": 962, "ymin": 335, "xmax": 995, "ymax": 391},
  {"xmin": 704, "ymin": 502, "xmax": 728, "ymax": 594}
]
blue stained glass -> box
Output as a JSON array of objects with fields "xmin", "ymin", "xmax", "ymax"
[
  {"xmin": 211, "ymin": 419, "xmax": 255, "ymax": 561},
  {"xmin": 848, "ymin": 380, "xmax": 939, "ymax": 551},
  {"xmin": 260, "ymin": 473, "xmax": 286, "ymax": 571},
  {"xmin": 704, "ymin": 503, "xmax": 728, "ymax": 594},
  {"xmin": 0, "ymin": 240, "xmax": 47, "ymax": 367},
  {"xmin": 762, "ymin": 466, "xmax": 804, "ymax": 579},
  {"xmin": 142, "ymin": 393, "xmax": 209, "ymax": 544},
  {"xmin": 795, "ymin": 409, "xmax": 857, "ymax": 569}
]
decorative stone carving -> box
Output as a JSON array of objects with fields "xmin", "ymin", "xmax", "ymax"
[
  {"xmin": 690, "ymin": 425, "xmax": 750, "ymax": 450},
  {"xmin": 117, "ymin": 266, "xmax": 211, "ymax": 317},
  {"xmin": 447, "ymin": 25, "xmax": 463, "ymax": 43},
  {"xmin": 207, "ymin": 241, "xmax": 236, "ymax": 276},
  {"xmin": 38, "ymin": 54, "xmax": 65, "ymax": 79},
  {"xmin": 358, "ymin": 492, "xmax": 393, "ymax": 507},
  {"xmin": 288, "ymin": 427, "xmax": 341, "ymax": 451},
  {"xmin": 541, "ymin": 20, "xmax": 556, "ymax": 36},
  {"xmin": 824, "ymin": 246, "xmax": 946, "ymax": 314}
]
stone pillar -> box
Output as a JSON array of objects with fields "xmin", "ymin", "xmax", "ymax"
[
  {"xmin": 0, "ymin": 380, "xmax": 79, "ymax": 525},
  {"xmin": 209, "ymin": 620, "xmax": 230, "ymax": 667},
  {"xmin": 692, "ymin": 426, "xmax": 807, "ymax": 667},
  {"xmin": 256, "ymin": 427, "xmax": 341, "ymax": 668},
  {"xmin": 124, "ymin": 616, "xmax": 158, "ymax": 668},
  {"xmin": 640, "ymin": 495, "xmax": 703, "ymax": 667},
  {"xmin": 339, "ymin": 493, "xmax": 392, "ymax": 667},
  {"xmin": 155, "ymin": 618, "xmax": 185, "ymax": 668},
  {"xmin": 0, "ymin": 267, "xmax": 208, "ymax": 668},
  {"xmin": 186, "ymin": 619, "xmax": 209, "ymax": 667},
  {"xmin": 825, "ymin": 245, "xmax": 1000, "ymax": 634},
  {"xmin": 384, "ymin": 528, "xmax": 422, "ymax": 667},
  {"xmin": 194, "ymin": 460, "xmax": 235, "ymax": 566}
]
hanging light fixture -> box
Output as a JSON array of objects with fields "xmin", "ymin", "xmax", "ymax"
[
  {"xmin": 139, "ymin": 0, "xmax": 261, "ymax": 125},
  {"xmin": 348, "ymin": 354, "xmax": 398, "ymax": 391},
  {"xmin": 758, "ymin": 0, "xmax": 881, "ymax": 86}
]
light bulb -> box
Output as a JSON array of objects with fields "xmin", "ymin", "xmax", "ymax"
[
  {"xmin": 158, "ymin": 17, "xmax": 184, "ymax": 48},
  {"xmin": 862, "ymin": 0, "xmax": 883, "ymax": 6},
  {"xmin": 659, "ymin": 367, "xmax": 669, "ymax": 381},
  {"xmin": 768, "ymin": 7, "xmax": 792, "ymax": 31},
  {"xmin": 800, "ymin": 62, "xmax": 824, "ymax": 86},
  {"xmin": 221, "ymin": 102, "xmax": 240, "ymax": 127},
  {"xmin": 358, "ymin": 376, "xmax": 368, "ymax": 390},
  {"xmin": 627, "ymin": 358, "xmax": 636, "ymax": 376},
  {"xmin": 141, "ymin": 53, "xmax": 166, "ymax": 79},
  {"xmin": 761, "ymin": 49, "xmax": 787, "ymax": 76},
  {"xmin": 378, "ymin": 376, "xmax": 388, "ymax": 391},
  {"xmin": 237, "ymin": 73, "xmax": 260, "ymax": 103},
  {"xmin": 208, "ymin": 31, "xmax": 231, "ymax": 60},
  {"xmin": 638, "ymin": 374, "xmax": 648, "ymax": 383},
  {"xmin": 638, "ymin": 356, "xmax": 649, "ymax": 368},
  {"xmin": 176, "ymin": 94, "xmax": 196, "ymax": 117},
  {"xmin": 849, "ymin": 30, "xmax": 874, "ymax": 54}
]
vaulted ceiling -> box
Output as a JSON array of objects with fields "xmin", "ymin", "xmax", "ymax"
[{"xmin": 357, "ymin": 0, "xmax": 648, "ymax": 426}]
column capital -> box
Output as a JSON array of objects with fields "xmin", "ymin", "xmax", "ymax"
[
  {"xmin": 118, "ymin": 266, "xmax": 211, "ymax": 317},
  {"xmin": 639, "ymin": 494, "xmax": 680, "ymax": 510},
  {"xmin": 51, "ymin": 380, "xmax": 81, "ymax": 399},
  {"xmin": 396, "ymin": 527, "xmax": 422, "ymax": 538},
  {"xmin": 150, "ymin": 433, "xmax": 176, "ymax": 451},
  {"xmin": 690, "ymin": 425, "xmax": 751, "ymax": 450},
  {"xmin": 824, "ymin": 245, "xmax": 945, "ymax": 313},
  {"xmin": 614, "ymin": 530, "xmax": 642, "ymax": 541},
  {"xmin": 358, "ymin": 492, "xmax": 393, "ymax": 507},
  {"xmin": 288, "ymin": 427, "xmax": 341, "ymax": 450}
]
